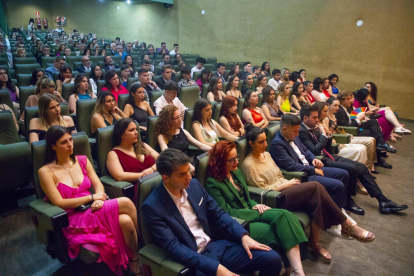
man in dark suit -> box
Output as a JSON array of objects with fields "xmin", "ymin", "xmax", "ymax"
[
  {"xmin": 75, "ymin": 55, "xmax": 92, "ymax": 73},
  {"xmin": 271, "ymin": 114, "xmax": 349, "ymax": 210},
  {"xmin": 335, "ymin": 91, "xmax": 395, "ymax": 154},
  {"xmin": 213, "ymin": 63, "xmax": 226, "ymax": 83},
  {"xmin": 142, "ymin": 149, "xmax": 282, "ymax": 276},
  {"xmin": 155, "ymin": 64, "xmax": 172, "ymax": 90},
  {"xmin": 299, "ymin": 105, "xmax": 408, "ymax": 214}
]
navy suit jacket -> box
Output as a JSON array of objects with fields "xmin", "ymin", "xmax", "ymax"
[
  {"xmin": 270, "ymin": 131, "xmax": 317, "ymax": 175},
  {"xmin": 142, "ymin": 179, "xmax": 247, "ymax": 276},
  {"xmin": 299, "ymin": 123, "xmax": 331, "ymax": 156}
]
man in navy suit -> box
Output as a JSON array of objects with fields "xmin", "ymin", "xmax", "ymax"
[
  {"xmin": 270, "ymin": 114, "xmax": 349, "ymax": 210},
  {"xmin": 142, "ymin": 149, "xmax": 282, "ymax": 276}
]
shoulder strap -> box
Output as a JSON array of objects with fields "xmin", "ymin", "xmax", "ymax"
[
  {"xmin": 47, "ymin": 165, "xmax": 59, "ymax": 183},
  {"xmin": 76, "ymin": 155, "xmax": 88, "ymax": 173}
]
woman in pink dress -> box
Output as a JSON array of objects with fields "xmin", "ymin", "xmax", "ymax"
[{"xmin": 38, "ymin": 125, "xmax": 141, "ymax": 275}]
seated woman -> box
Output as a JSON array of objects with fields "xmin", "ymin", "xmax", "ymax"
[
  {"xmin": 242, "ymin": 90, "xmax": 269, "ymax": 128},
  {"xmin": 354, "ymin": 88, "xmax": 410, "ymax": 144},
  {"xmin": 322, "ymin": 78, "xmax": 333, "ymax": 97},
  {"xmin": 56, "ymin": 65, "xmax": 75, "ymax": 94},
  {"xmin": 298, "ymin": 69, "xmax": 306, "ymax": 83},
  {"xmin": 289, "ymin": 82, "xmax": 310, "ymax": 110},
  {"xmin": 206, "ymin": 76, "xmax": 226, "ymax": 103},
  {"xmin": 191, "ymin": 98, "xmax": 238, "ymax": 147},
  {"xmin": 101, "ymin": 69, "xmax": 129, "ymax": 102},
  {"xmin": 206, "ymin": 141, "xmax": 308, "ymax": 275},
  {"xmin": 155, "ymin": 105, "xmax": 211, "ymax": 155},
  {"xmin": 277, "ymin": 82, "xmax": 299, "ymax": 115},
  {"xmin": 365, "ymin": 82, "xmax": 410, "ymax": 136},
  {"xmin": 89, "ymin": 65, "xmax": 103, "ymax": 95},
  {"xmin": 91, "ymin": 92, "xmax": 126, "ymax": 138},
  {"xmin": 289, "ymin": 71, "xmax": 300, "ymax": 86},
  {"xmin": 123, "ymin": 83, "xmax": 154, "ymax": 135},
  {"xmin": 38, "ymin": 126, "xmax": 141, "ymax": 275},
  {"xmin": 30, "ymin": 68, "xmax": 45, "ymax": 86},
  {"xmin": 16, "ymin": 48, "xmax": 27, "ymax": 58},
  {"xmin": 228, "ymin": 64, "xmax": 240, "ymax": 79},
  {"xmin": 119, "ymin": 65, "xmax": 130, "ymax": 89},
  {"xmin": 196, "ymin": 68, "xmax": 211, "ymax": 92},
  {"xmin": 255, "ymin": 74, "xmax": 268, "ymax": 94},
  {"xmin": 29, "ymin": 94, "xmax": 76, "ymax": 144},
  {"xmin": 329, "ymin": 74, "xmax": 340, "ymax": 95},
  {"xmin": 83, "ymin": 48, "xmax": 91, "ymax": 57},
  {"xmin": 239, "ymin": 126, "xmax": 375, "ymax": 263},
  {"xmin": 280, "ymin": 68, "xmax": 290, "ymax": 83},
  {"xmin": 123, "ymin": 55, "xmax": 135, "ymax": 77},
  {"xmin": 68, "ymin": 74, "xmax": 97, "ymax": 113},
  {"xmin": 261, "ymin": 61, "xmax": 271, "ymax": 78},
  {"xmin": 241, "ymin": 73, "xmax": 256, "ymax": 96},
  {"xmin": 100, "ymin": 49, "xmax": 107, "ymax": 57},
  {"xmin": 311, "ymin": 77, "xmax": 328, "ymax": 102},
  {"xmin": 219, "ymin": 96, "xmax": 245, "ymax": 137},
  {"xmin": 172, "ymin": 53, "xmax": 182, "ymax": 65},
  {"xmin": 261, "ymin": 86, "xmax": 283, "ymax": 122},
  {"xmin": 303, "ymin": 81, "xmax": 315, "ymax": 104},
  {"xmin": 0, "ymin": 68, "xmax": 19, "ymax": 110},
  {"xmin": 225, "ymin": 75, "xmax": 242, "ymax": 99},
  {"xmin": 106, "ymin": 118, "xmax": 158, "ymax": 187}
]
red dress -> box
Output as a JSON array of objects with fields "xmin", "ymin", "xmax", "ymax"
[
  {"xmin": 322, "ymin": 89, "xmax": 331, "ymax": 99},
  {"xmin": 306, "ymin": 92, "xmax": 315, "ymax": 104},
  {"xmin": 113, "ymin": 149, "xmax": 155, "ymax": 184},
  {"xmin": 101, "ymin": 86, "xmax": 129, "ymax": 102},
  {"xmin": 243, "ymin": 109, "xmax": 264, "ymax": 124}
]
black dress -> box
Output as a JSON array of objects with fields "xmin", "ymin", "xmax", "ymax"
[
  {"xmin": 30, "ymin": 125, "xmax": 76, "ymax": 141},
  {"xmin": 130, "ymin": 105, "xmax": 148, "ymax": 129},
  {"xmin": 167, "ymin": 128, "xmax": 189, "ymax": 154}
]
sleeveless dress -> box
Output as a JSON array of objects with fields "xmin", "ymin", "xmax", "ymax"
[
  {"xmin": 30, "ymin": 125, "xmax": 76, "ymax": 141},
  {"xmin": 168, "ymin": 128, "xmax": 190, "ymax": 154},
  {"xmin": 243, "ymin": 108, "xmax": 264, "ymax": 124},
  {"xmin": 332, "ymin": 86, "xmax": 339, "ymax": 94},
  {"xmin": 92, "ymin": 113, "xmax": 117, "ymax": 139},
  {"xmin": 322, "ymin": 89, "xmax": 331, "ymax": 98},
  {"xmin": 262, "ymin": 102, "xmax": 282, "ymax": 118},
  {"xmin": 280, "ymin": 98, "xmax": 291, "ymax": 112},
  {"xmin": 78, "ymin": 93, "xmax": 92, "ymax": 100},
  {"xmin": 130, "ymin": 105, "xmax": 149, "ymax": 129},
  {"xmin": 44, "ymin": 156, "xmax": 132, "ymax": 274},
  {"xmin": 193, "ymin": 121, "xmax": 219, "ymax": 144}
]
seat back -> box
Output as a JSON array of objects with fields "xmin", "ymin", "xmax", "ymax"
[
  {"xmin": 147, "ymin": 115, "xmax": 159, "ymax": 150},
  {"xmin": 226, "ymin": 62, "xmax": 235, "ymax": 70},
  {"xmin": 118, "ymin": 94, "xmax": 129, "ymax": 111},
  {"xmin": 238, "ymin": 80, "xmax": 245, "ymax": 92},
  {"xmin": 19, "ymin": 86, "xmax": 36, "ymax": 115},
  {"xmin": 173, "ymin": 73, "xmax": 182, "ymax": 83},
  {"xmin": 222, "ymin": 81, "xmax": 228, "ymax": 93},
  {"xmin": 0, "ymin": 89, "xmax": 17, "ymax": 118},
  {"xmin": 153, "ymin": 66, "xmax": 161, "ymax": 76},
  {"xmin": 0, "ymin": 57, "xmax": 8, "ymax": 65},
  {"xmin": 0, "ymin": 110, "xmax": 20, "ymax": 145},
  {"xmin": 235, "ymin": 137, "xmax": 248, "ymax": 169},
  {"xmin": 183, "ymin": 109, "xmax": 194, "ymax": 133},
  {"xmin": 185, "ymin": 59, "xmax": 196, "ymax": 67},
  {"xmin": 66, "ymin": 56, "xmax": 82, "ymax": 71},
  {"xmin": 17, "ymin": 74, "xmax": 32, "ymax": 87},
  {"xmin": 201, "ymin": 83, "xmax": 209, "ymax": 99},
  {"xmin": 258, "ymin": 93, "xmax": 263, "ymax": 107},
  {"xmin": 14, "ymin": 57, "xmax": 37, "ymax": 65},
  {"xmin": 97, "ymin": 80, "xmax": 106, "ymax": 94},
  {"xmin": 213, "ymin": 103, "xmax": 222, "ymax": 122},
  {"xmin": 96, "ymin": 125, "xmax": 116, "ymax": 177},
  {"xmin": 15, "ymin": 63, "xmax": 41, "ymax": 75},
  {"xmin": 237, "ymin": 98, "xmax": 245, "ymax": 119},
  {"xmin": 25, "ymin": 105, "xmax": 70, "ymax": 141},
  {"xmin": 178, "ymin": 86, "xmax": 199, "ymax": 109},
  {"xmin": 265, "ymin": 123, "xmax": 280, "ymax": 152},
  {"xmin": 207, "ymin": 58, "xmax": 217, "ymax": 67},
  {"xmin": 89, "ymin": 56, "xmax": 104, "ymax": 67},
  {"xmin": 127, "ymin": 77, "xmax": 138, "ymax": 91},
  {"xmin": 62, "ymin": 83, "xmax": 75, "ymax": 102},
  {"xmin": 204, "ymin": 64, "xmax": 214, "ymax": 71},
  {"xmin": 149, "ymin": 90, "xmax": 164, "ymax": 113},
  {"xmin": 138, "ymin": 172, "xmax": 162, "ymax": 245},
  {"xmin": 192, "ymin": 71, "xmax": 202, "ymax": 82},
  {"xmin": 181, "ymin": 54, "xmax": 191, "ymax": 60},
  {"xmin": 76, "ymin": 99, "xmax": 97, "ymax": 137},
  {"xmin": 31, "ymin": 132, "xmax": 93, "ymax": 199},
  {"xmin": 194, "ymin": 152, "xmax": 209, "ymax": 187}
]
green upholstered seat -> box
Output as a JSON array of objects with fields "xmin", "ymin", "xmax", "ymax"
[
  {"xmin": 238, "ymin": 79, "xmax": 245, "ymax": 92},
  {"xmin": 0, "ymin": 89, "xmax": 18, "ymax": 119},
  {"xmin": 212, "ymin": 102, "xmax": 222, "ymax": 122},
  {"xmin": 222, "ymin": 81, "xmax": 228, "ymax": 93},
  {"xmin": 258, "ymin": 93, "xmax": 263, "ymax": 107},
  {"xmin": 73, "ymin": 62, "xmax": 82, "ymax": 71},
  {"xmin": 147, "ymin": 115, "xmax": 159, "ymax": 151},
  {"xmin": 203, "ymin": 64, "xmax": 214, "ymax": 71},
  {"xmin": 15, "ymin": 63, "xmax": 41, "ymax": 75},
  {"xmin": 173, "ymin": 73, "xmax": 182, "ymax": 83},
  {"xmin": 0, "ymin": 57, "xmax": 8, "ymax": 65},
  {"xmin": 237, "ymin": 98, "xmax": 245, "ymax": 118},
  {"xmin": 149, "ymin": 90, "xmax": 164, "ymax": 113},
  {"xmin": 17, "ymin": 74, "xmax": 32, "ymax": 87},
  {"xmin": 153, "ymin": 66, "xmax": 162, "ymax": 76},
  {"xmin": 152, "ymin": 75, "xmax": 162, "ymax": 84},
  {"xmin": 192, "ymin": 71, "xmax": 202, "ymax": 82},
  {"xmin": 18, "ymin": 86, "xmax": 36, "ymax": 118},
  {"xmin": 118, "ymin": 94, "xmax": 129, "ymax": 111},
  {"xmin": 13, "ymin": 57, "xmax": 37, "ymax": 65},
  {"xmin": 97, "ymin": 80, "xmax": 106, "ymax": 94},
  {"xmin": 201, "ymin": 83, "xmax": 209, "ymax": 99},
  {"xmin": 265, "ymin": 123, "xmax": 280, "ymax": 152},
  {"xmin": 89, "ymin": 56, "xmax": 104, "ymax": 67},
  {"xmin": 191, "ymin": 54, "xmax": 200, "ymax": 59},
  {"xmin": 178, "ymin": 86, "xmax": 199, "ymax": 109},
  {"xmin": 76, "ymin": 99, "xmax": 97, "ymax": 138},
  {"xmin": 62, "ymin": 83, "xmax": 75, "ymax": 102},
  {"xmin": 180, "ymin": 54, "xmax": 191, "ymax": 60},
  {"xmin": 225, "ymin": 62, "xmax": 235, "ymax": 70},
  {"xmin": 183, "ymin": 109, "xmax": 194, "ymax": 133},
  {"xmin": 207, "ymin": 58, "xmax": 217, "ymax": 67},
  {"xmin": 66, "ymin": 56, "xmax": 82, "ymax": 71},
  {"xmin": 111, "ymin": 56, "xmax": 123, "ymax": 67},
  {"xmin": 96, "ymin": 126, "xmax": 135, "ymax": 200},
  {"xmin": 185, "ymin": 59, "xmax": 195, "ymax": 66},
  {"xmin": 127, "ymin": 77, "xmax": 138, "ymax": 90}
]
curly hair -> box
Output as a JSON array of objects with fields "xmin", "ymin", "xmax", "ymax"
[
  {"xmin": 207, "ymin": 140, "xmax": 236, "ymax": 181},
  {"xmin": 155, "ymin": 105, "xmax": 178, "ymax": 144}
]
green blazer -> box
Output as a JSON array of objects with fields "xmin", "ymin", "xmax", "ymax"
[{"xmin": 206, "ymin": 169, "xmax": 260, "ymax": 222}]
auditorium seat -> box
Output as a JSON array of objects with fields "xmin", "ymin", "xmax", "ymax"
[
  {"xmin": 0, "ymin": 65, "xmax": 15, "ymax": 79},
  {"xmin": 207, "ymin": 57, "xmax": 217, "ymax": 67},
  {"xmin": 17, "ymin": 74, "xmax": 32, "ymax": 87},
  {"xmin": 127, "ymin": 77, "xmax": 138, "ymax": 90},
  {"xmin": 237, "ymin": 98, "xmax": 245, "ymax": 119},
  {"xmin": 192, "ymin": 71, "xmax": 201, "ymax": 82},
  {"xmin": 75, "ymin": 99, "xmax": 97, "ymax": 144},
  {"xmin": 201, "ymin": 83, "xmax": 209, "ymax": 99},
  {"xmin": 15, "ymin": 64, "xmax": 41, "ymax": 75},
  {"xmin": 0, "ymin": 89, "xmax": 18, "ymax": 119},
  {"xmin": 19, "ymin": 86, "xmax": 36, "ymax": 118},
  {"xmin": 180, "ymin": 54, "xmax": 190, "ymax": 61},
  {"xmin": 173, "ymin": 73, "xmax": 182, "ymax": 83},
  {"xmin": 183, "ymin": 109, "xmax": 194, "ymax": 133},
  {"xmin": 97, "ymin": 80, "xmax": 105, "ymax": 93},
  {"xmin": 147, "ymin": 115, "xmax": 159, "ymax": 151},
  {"xmin": 118, "ymin": 94, "xmax": 129, "ymax": 111},
  {"xmin": 212, "ymin": 102, "xmax": 221, "ymax": 122},
  {"xmin": 40, "ymin": 57, "xmax": 55, "ymax": 69},
  {"xmin": 238, "ymin": 79, "xmax": 245, "ymax": 92},
  {"xmin": 222, "ymin": 81, "xmax": 228, "ymax": 92},
  {"xmin": 62, "ymin": 83, "xmax": 75, "ymax": 102},
  {"xmin": 178, "ymin": 86, "xmax": 199, "ymax": 109},
  {"xmin": 0, "ymin": 58, "xmax": 7, "ymax": 65},
  {"xmin": 203, "ymin": 64, "xmax": 214, "ymax": 71},
  {"xmin": 89, "ymin": 56, "xmax": 103, "ymax": 67},
  {"xmin": 149, "ymin": 90, "xmax": 164, "ymax": 113},
  {"xmin": 13, "ymin": 57, "xmax": 37, "ymax": 65},
  {"xmin": 225, "ymin": 62, "xmax": 235, "ymax": 70}
]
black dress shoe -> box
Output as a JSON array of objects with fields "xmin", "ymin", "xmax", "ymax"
[
  {"xmin": 381, "ymin": 151, "xmax": 389, "ymax": 158},
  {"xmin": 379, "ymin": 201, "xmax": 409, "ymax": 214},
  {"xmin": 377, "ymin": 143, "xmax": 396, "ymax": 153},
  {"xmin": 346, "ymin": 200, "xmax": 365, "ymax": 215},
  {"xmin": 371, "ymin": 170, "xmax": 380, "ymax": 174},
  {"xmin": 374, "ymin": 160, "xmax": 393, "ymax": 169}
]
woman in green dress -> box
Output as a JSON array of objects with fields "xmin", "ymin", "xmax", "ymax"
[{"xmin": 206, "ymin": 140, "xmax": 308, "ymax": 276}]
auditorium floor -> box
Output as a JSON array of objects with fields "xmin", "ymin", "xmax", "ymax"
[{"xmin": 1, "ymin": 122, "xmax": 413, "ymax": 276}]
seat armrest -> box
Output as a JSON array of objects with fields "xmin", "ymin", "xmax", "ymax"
[
  {"xmin": 139, "ymin": 244, "xmax": 169, "ymax": 266},
  {"xmin": 330, "ymin": 143, "xmax": 339, "ymax": 154},
  {"xmin": 332, "ymin": 134, "xmax": 351, "ymax": 144},
  {"xmin": 29, "ymin": 199, "xmax": 69, "ymax": 231},
  {"xmin": 280, "ymin": 169, "xmax": 308, "ymax": 182},
  {"xmin": 99, "ymin": 175, "xmax": 135, "ymax": 200},
  {"xmin": 231, "ymin": 216, "xmax": 250, "ymax": 231},
  {"xmin": 338, "ymin": 126, "xmax": 358, "ymax": 135},
  {"xmin": 247, "ymin": 186, "xmax": 283, "ymax": 208}
]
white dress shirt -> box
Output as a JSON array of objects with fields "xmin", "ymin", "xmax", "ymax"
[
  {"xmin": 154, "ymin": 94, "xmax": 188, "ymax": 115},
  {"xmin": 281, "ymin": 133, "xmax": 310, "ymax": 165},
  {"xmin": 267, "ymin": 78, "xmax": 282, "ymax": 91},
  {"xmin": 164, "ymin": 185, "xmax": 210, "ymax": 253},
  {"xmin": 191, "ymin": 66, "xmax": 203, "ymax": 78}
]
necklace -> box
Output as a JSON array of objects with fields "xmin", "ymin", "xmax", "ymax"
[{"xmin": 58, "ymin": 161, "xmax": 75, "ymax": 185}]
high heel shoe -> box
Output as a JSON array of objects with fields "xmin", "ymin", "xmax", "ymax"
[
  {"xmin": 341, "ymin": 223, "xmax": 375, "ymax": 243},
  {"xmin": 307, "ymin": 243, "xmax": 331, "ymax": 263},
  {"xmin": 125, "ymin": 258, "xmax": 142, "ymax": 276}
]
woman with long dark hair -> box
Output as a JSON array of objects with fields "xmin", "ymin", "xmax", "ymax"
[
  {"xmin": 101, "ymin": 69, "xmax": 129, "ymax": 102},
  {"xmin": 123, "ymin": 83, "xmax": 154, "ymax": 132},
  {"xmin": 225, "ymin": 75, "xmax": 242, "ymax": 99},
  {"xmin": 30, "ymin": 68, "xmax": 45, "ymax": 86},
  {"xmin": 0, "ymin": 68, "xmax": 19, "ymax": 109},
  {"xmin": 289, "ymin": 82, "xmax": 310, "ymax": 110},
  {"xmin": 196, "ymin": 68, "xmax": 211, "ymax": 92},
  {"xmin": 261, "ymin": 86, "xmax": 282, "ymax": 122},
  {"xmin": 68, "ymin": 74, "xmax": 96, "ymax": 113},
  {"xmin": 89, "ymin": 65, "xmax": 103, "ymax": 94},
  {"xmin": 219, "ymin": 96, "xmax": 245, "ymax": 137},
  {"xmin": 56, "ymin": 65, "xmax": 74, "ymax": 94},
  {"xmin": 207, "ymin": 76, "xmax": 226, "ymax": 102},
  {"xmin": 260, "ymin": 62, "xmax": 271, "ymax": 77},
  {"xmin": 242, "ymin": 90, "xmax": 269, "ymax": 128}
]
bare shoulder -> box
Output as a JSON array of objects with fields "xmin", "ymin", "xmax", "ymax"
[{"xmin": 63, "ymin": 115, "xmax": 74, "ymax": 125}]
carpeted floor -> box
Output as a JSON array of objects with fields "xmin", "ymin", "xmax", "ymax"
[{"xmin": 1, "ymin": 122, "xmax": 413, "ymax": 276}]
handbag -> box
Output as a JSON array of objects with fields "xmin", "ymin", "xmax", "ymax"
[{"xmin": 74, "ymin": 196, "xmax": 110, "ymax": 212}]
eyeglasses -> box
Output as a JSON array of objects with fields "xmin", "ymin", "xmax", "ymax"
[
  {"xmin": 173, "ymin": 115, "xmax": 181, "ymax": 121},
  {"xmin": 226, "ymin": 154, "xmax": 239, "ymax": 164}
]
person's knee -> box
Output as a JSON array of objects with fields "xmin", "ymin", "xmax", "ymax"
[
  {"xmin": 260, "ymin": 250, "xmax": 282, "ymax": 272},
  {"xmin": 119, "ymin": 214, "xmax": 134, "ymax": 229},
  {"xmin": 118, "ymin": 197, "xmax": 135, "ymax": 212}
]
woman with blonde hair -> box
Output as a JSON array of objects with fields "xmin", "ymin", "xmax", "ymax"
[
  {"xmin": 277, "ymin": 82, "xmax": 299, "ymax": 114},
  {"xmin": 29, "ymin": 93, "xmax": 76, "ymax": 144},
  {"xmin": 280, "ymin": 68, "xmax": 290, "ymax": 83},
  {"xmin": 255, "ymin": 74, "xmax": 268, "ymax": 94},
  {"xmin": 68, "ymin": 73, "xmax": 96, "ymax": 113},
  {"xmin": 16, "ymin": 48, "xmax": 27, "ymax": 58}
]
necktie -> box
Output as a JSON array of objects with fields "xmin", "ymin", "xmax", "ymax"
[{"xmin": 309, "ymin": 129, "xmax": 335, "ymax": 161}]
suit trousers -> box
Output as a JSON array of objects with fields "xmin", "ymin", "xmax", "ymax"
[
  {"xmin": 325, "ymin": 156, "xmax": 382, "ymax": 198},
  {"xmin": 198, "ymin": 239, "xmax": 282, "ymax": 276},
  {"xmin": 308, "ymin": 166, "xmax": 349, "ymax": 208},
  {"xmin": 359, "ymin": 119, "xmax": 386, "ymax": 145}
]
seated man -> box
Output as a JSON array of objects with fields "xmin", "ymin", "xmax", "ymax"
[
  {"xmin": 115, "ymin": 45, "xmax": 128, "ymax": 61},
  {"xmin": 139, "ymin": 59, "xmax": 154, "ymax": 77},
  {"xmin": 177, "ymin": 66, "xmax": 197, "ymax": 88},
  {"xmin": 45, "ymin": 56, "xmax": 65, "ymax": 79},
  {"xmin": 104, "ymin": 55, "xmax": 119, "ymax": 71},
  {"xmin": 336, "ymin": 90, "xmax": 396, "ymax": 153},
  {"xmin": 268, "ymin": 69, "xmax": 282, "ymax": 91},
  {"xmin": 240, "ymin": 62, "xmax": 253, "ymax": 80},
  {"xmin": 169, "ymin": 43, "xmax": 179, "ymax": 55},
  {"xmin": 271, "ymin": 114, "xmax": 349, "ymax": 210},
  {"xmin": 76, "ymin": 43, "xmax": 85, "ymax": 56},
  {"xmin": 37, "ymin": 45, "xmax": 52, "ymax": 63},
  {"xmin": 109, "ymin": 42, "xmax": 117, "ymax": 55},
  {"xmin": 125, "ymin": 42, "xmax": 133, "ymax": 54},
  {"xmin": 147, "ymin": 46, "xmax": 156, "ymax": 60},
  {"xmin": 191, "ymin": 57, "xmax": 206, "ymax": 78},
  {"xmin": 299, "ymin": 105, "xmax": 408, "ymax": 214},
  {"xmin": 154, "ymin": 81, "xmax": 187, "ymax": 116},
  {"xmin": 75, "ymin": 55, "xmax": 92, "ymax": 73},
  {"xmin": 142, "ymin": 149, "xmax": 282, "ymax": 276},
  {"xmin": 64, "ymin": 47, "xmax": 71, "ymax": 59},
  {"xmin": 132, "ymin": 68, "xmax": 160, "ymax": 100},
  {"xmin": 155, "ymin": 65, "xmax": 173, "ymax": 90},
  {"xmin": 213, "ymin": 63, "xmax": 226, "ymax": 83},
  {"xmin": 157, "ymin": 42, "xmax": 168, "ymax": 53},
  {"xmin": 158, "ymin": 53, "xmax": 171, "ymax": 66}
]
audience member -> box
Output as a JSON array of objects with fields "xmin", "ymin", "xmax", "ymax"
[
  {"xmin": 172, "ymin": 53, "xmax": 182, "ymax": 65},
  {"xmin": 277, "ymin": 82, "xmax": 299, "ymax": 114},
  {"xmin": 115, "ymin": 45, "xmax": 128, "ymax": 61},
  {"xmin": 38, "ymin": 126, "xmax": 140, "ymax": 275},
  {"xmin": 240, "ymin": 62, "xmax": 252, "ymax": 80},
  {"xmin": 261, "ymin": 61, "xmax": 271, "ymax": 77},
  {"xmin": 123, "ymin": 55, "xmax": 135, "ymax": 77},
  {"xmin": 252, "ymin": 65, "xmax": 261, "ymax": 78},
  {"xmin": 75, "ymin": 55, "xmax": 92, "ymax": 73},
  {"xmin": 196, "ymin": 68, "xmax": 211, "ymax": 92},
  {"xmin": 242, "ymin": 90, "xmax": 269, "ymax": 128},
  {"xmin": 290, "ymin": 82, "xmax": 310, "ymax": 110},
  {"xmin": 124, "ymin": 43, "xmax": 132, "ymax": 54},
  {"xmin": 29, "ymin": 68, "xmax": 45, "ymax": 86},
  {"xmin": 142, "ymin": 148, "xmax": 282, "ymax": 276},
  {"xmin": 219, "ymin": 96, "xmax": 245, "ymax": 137},
  {"xmin": 280, "ymin": 68, "xmax": 290, "ymax": 83},
  {"xmin": 139, "ymin": 59, "xmax": 155, "ymax": 77},
  {"xmin": 132, "ymin": 40, "xmax": 140, "ymax": 50},
  {"xmin": 155, "ymin": 65, "xmax": 173, "ymax": 89},
  {"xmin": 68, "ymin": 74, "xmax": 96, "ymax": 113},
  {"xmin": 267, "ymin": 69, "xmax": 282, "ymax": 91},
  {"xmin": 329, "ymin": 74, "xmax": 340, "ymax": 94},
  {"xmin": 322, "ymin": 78, "xmax": 333, "ymax": 97},
  {"xmin": 289, "ymin": 71, "xmax": 300, "ymax": 85},
  {"xmin": 0, "ymin": 94, "xmax": 18, "ymax": 131},
  {"xmin": 91, "ymin": 92, "xmax": 126, "ymax": 138},
  {"xmin": 75, "ymin": 43, "xmax": 85, "ymax": 56},
  {"xmin": 123, "ymin": 83, "xmax": 154, "ymax": 132},
  {"xmin": 255, "ymin": 74, "xmax": 268, "ymax": 94},
  {"xmin": 56, "ymin": 66, "xmax": 74, "ymax": 94},
  {"xmin": 0, "ymin": 68, "xmax": 19, "ymax": 109},
  {"xmin": 169, "ymin": 43, "xmax": 179, "ymax": 55},
  {"xmin": 213, "ymin": 63, "xmax": 226, "ymax": 83},
  {"xmin": 101, "ymin": 69, "xmax": 128, "ymax": 102},
  {"xmin": 89, "ymin": 65, "xmax": 103, "ymax": 94},
  {"xmin": 134, "ymin": 68, "xmax": 160, "ymax": 99},
  {"xmin": 157, "ymin": 42, "xmax": 168, "ymax": 53},
  {"xmin": 303, "ymin": 81, "xmax": 316, "ymax": 104},
  {"xmin": 228, "ymin": 64, "xmax": 240, "ymax": 78},
  {"xmin": 207, "ymin": 76, "xmax": 226, "ymax": 102},
  {"xmin": 158, "ymin": 53, "xmax": 171, "ymax": 66},
  {"xmin": 45, "ymin": 56, "xmax": 65, "ymax": 79},
  {"xmin": 83, "ymin": 48, "xmax": 91, "ymax": 57},
  {"xmin": 241, "ymin": 73, "xmax": 256, "ymax": 96},
  {"xmin": 190, "ymin": 57, "xmax": 206, "ymax": 78},
  {"xmin": 16, "ymin": 48, "xmax": 26, "ymax": 58},
  {"xmin": 225, "ymin": 75, "xmax": 242, "ymax": 99},
  {"xmin": 64, "ymin": 47, "xmax": 71, "ymax": 59},
  {"xmin": 29, "ymin": 94, "xmax": 76, "ymax": 144},
  {"xmin": 178, "ymin": 66, "xmax": 197, "ymax": 87},
  {"xmin": 147, "ymin": 46, "xmax": 156, "ymax": 60},
  {"xmin": 119, "ymin": 65, "xmax": 130, "ymax": 88},
  {"xmin": 154, "ymin": 81, "xmax": 187, "ymax": 116},
  {"xmin": 311, "ymin": 77, "xmax": 328, "ymax": 102},
  {"xmin": 104, "ymin": 56, "xmax": 119, "ymax": 71},
  {"xmin": 191, "ymin": 99, "xmax": 237, "ymax": 146},
  {"xmin": 261, "ymin": 86, "xmax": 283, "ymax": 122}
]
